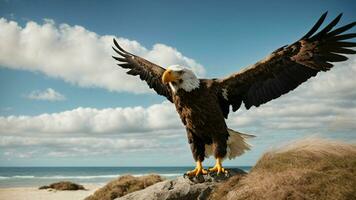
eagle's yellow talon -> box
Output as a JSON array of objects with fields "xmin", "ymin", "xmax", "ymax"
[
  {"xmin": 186, "ymin": 160, "xmax": 207, "ymax": 177},
  {"xmin": 209, "ymin": 157, "xmax": 227, "ymax": 175}
]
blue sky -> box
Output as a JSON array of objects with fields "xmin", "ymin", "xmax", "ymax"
[{"xmin": 0, "ymin": 0, "xmax": 355, "ymax": 167}]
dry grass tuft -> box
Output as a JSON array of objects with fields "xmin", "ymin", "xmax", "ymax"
[
  {"xmin": 210, "ymin": 138, "xmax": 356, "ymax": 200},
  {"xmin": 38, "ymin": 181, "xmax": 85, "ymax": 190},
  {"xmin": 84, "ymin": 174, "xmax": 163, "ymax": 200}
]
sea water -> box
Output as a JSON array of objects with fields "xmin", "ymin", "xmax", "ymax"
[{"xmin": 0, "ymin": 166, "xmax": 252, "ymax": 188}]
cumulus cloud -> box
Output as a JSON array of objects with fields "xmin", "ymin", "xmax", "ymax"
[
  {"xmin": 0, "ymin": 136, "xmax": 180, "ymax": 158},
  {"xmin": 26, "ymin": 88, "xmax": 66, "ymax": 101},
  {"xmin": 0, "ymin": 101, "xmax": 181, "ymax": 135},
  {"xmin": 0, "ymin": 18, "xmax": 205, "ymax": 94}
]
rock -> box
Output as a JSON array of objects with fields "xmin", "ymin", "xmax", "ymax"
[
  {"xmin": 115, "ymin": 169, "xmax": 246, "ymax": 200},
  {"xmin": 184, "ymin": 168, "xmax": 246, "ymax": 184},
  {"xmin": 38, "ymin": 181, "xmax": 85, "ymax": 191}
]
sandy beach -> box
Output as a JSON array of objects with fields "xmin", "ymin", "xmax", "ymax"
[{"xmin": 0, "ymin": 184, "xmax": 100, "ymax": 200}]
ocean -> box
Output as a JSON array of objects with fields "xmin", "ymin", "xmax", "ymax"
[{"xmin": 0, "ymin": 166, "xmax": 252, "ymax": 188}]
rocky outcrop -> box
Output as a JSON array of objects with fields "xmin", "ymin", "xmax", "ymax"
[{"xmin": 115, "ymin": 169, "xmax": 246, "ymax": 200}]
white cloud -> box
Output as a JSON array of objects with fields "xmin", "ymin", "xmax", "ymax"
[
  {"xmin": 26, "ymin": 88, "xmax": 66, "ymax": 101},
  {"xmin": 3, "ymin": 150, "xmax": 36, "ymax": 159},
  {"xmin": 0, "ymin": 136, "xmax": 167, "ymax": 158},
  {"xmin": 0, "ymin": 18, "xmax": 205, "ymax": 94},
  {"xmin": 0, "ymin": 101, "xmax": 181, "ymax": 135}
]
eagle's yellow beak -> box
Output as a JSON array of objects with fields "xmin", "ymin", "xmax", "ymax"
[{"xmin": 162, "ymin": 69, "xmax": 177, "ymax": 83}]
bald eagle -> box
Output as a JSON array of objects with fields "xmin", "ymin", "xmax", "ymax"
[{"xmin": 112, "ymin": 12, "xmax": 355, "ymax": 176}]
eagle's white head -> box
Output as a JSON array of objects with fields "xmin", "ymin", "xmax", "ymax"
[{"xmin": 162, "ymin": 65, "xmax": 200, "ymax": 93}]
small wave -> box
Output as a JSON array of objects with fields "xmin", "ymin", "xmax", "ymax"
[
  {"xmin": 0, "ymin": 175, "xmax": 119, "ymax": 180},
  {"xmin": 133, "ymin": 173, "xmax": 181, "ymax": 177},
  {"xmin": 161, "ymin": 173, "xmax": 181, "ymax": 177},
  {"xmin": 38, "ymin": 175, "xmax": 119, "ymax": 179},
  {"xmin": 0, "ymin": 175, "xmax": 35, "ymax": 179},
  {"xmin": 13, "ymin": 176, "xmax": 35, "ymax": 179}
]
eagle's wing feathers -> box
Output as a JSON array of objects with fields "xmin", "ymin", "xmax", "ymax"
[
  {"xmin": 112, "ymin": 38, "xmax": 173, "ymax": 102},
  {"xmin": 216, "ymin": 12, "xmax": 355, "ymax": 118}
]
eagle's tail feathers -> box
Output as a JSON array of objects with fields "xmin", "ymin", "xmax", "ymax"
[{"xmin": 226, "ymin": 128, "xmax": 255, "ymax": 160}]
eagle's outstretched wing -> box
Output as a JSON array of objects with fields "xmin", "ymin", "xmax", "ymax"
[
  {"xmin": 216, "ymin": 12, "xmax": 356, "ymax": 118},
  {"xmin": 112, "ymin": 39, "xmax": 173, "ymax": 102}
]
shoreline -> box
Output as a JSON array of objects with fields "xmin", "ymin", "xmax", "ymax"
[
  {"xmin": 0, "ymin": 183, "xmax": 106, "ymax": 189},
  {"xmin": 0, "ymin": 184, "xmax": 100, "ymax": 200}
]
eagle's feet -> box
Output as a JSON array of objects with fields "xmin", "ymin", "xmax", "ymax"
[
  {"xmin": 209, "ymin": 158, "xmax": 228, "ymax": 175},
  {"xmin": 208, "ymin": 165, "xmax": 227, "ymax": 175},
  {"xmin": 186, "ymin": 166, "xmax": 208, "ymax": 177},
  {"xmin": 186, "ymin": 160, "xmax": 208, "ymax": 177}
]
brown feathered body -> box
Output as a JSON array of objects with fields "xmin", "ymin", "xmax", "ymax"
[{"xmin": 173, "ymin": 80, "xmax": 229, "ymax": 161}]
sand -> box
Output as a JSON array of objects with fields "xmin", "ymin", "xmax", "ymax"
[{"xmin": 0, "ymin": 184, "xmax": 100, "ymax": 200}]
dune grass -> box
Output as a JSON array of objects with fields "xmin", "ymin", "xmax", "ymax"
[
  {"xmin": 38, "ymin": 181, "xmax": 85, "ymax": 190},
  {"xmin": 210, "ymin": 138, "xmax": 356, "ymax": 200},
  {"xmin": 85, "ymin": 174, "xmax": 163, "ymax": 200}
]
